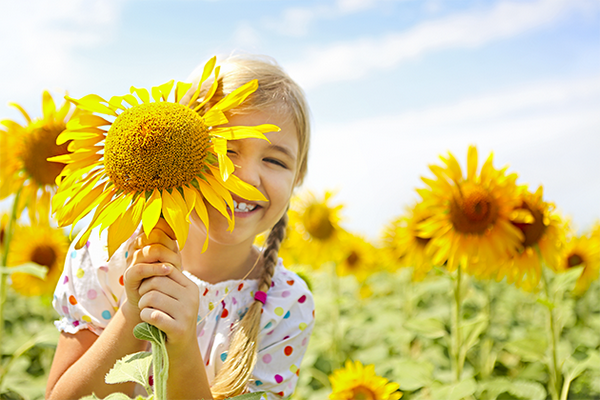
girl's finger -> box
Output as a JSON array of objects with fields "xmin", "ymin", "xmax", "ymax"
[
  {"xmin": 138, "ymin": 275, "xmax": 181, "ymax": 298},
  {"xmin": 135, "ymin": 227, "xmax": 179, "ymax": 253},
  {"xmin": 124, "ymin": 262, "xmax": 172, "ymax": 290},
  {"xmin": 138, "ymin": 288, "xmax": 179, "ymax": 317},
  {"xmin": 132, "ymin": 243, "xmax": 181, "ymax": 269}
]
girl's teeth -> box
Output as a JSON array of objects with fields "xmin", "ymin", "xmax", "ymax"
[{"xmin": 233, "ymin": 200, "xmax": 256, "ymax": 212}]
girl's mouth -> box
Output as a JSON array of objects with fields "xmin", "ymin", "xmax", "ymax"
[{"xmin": 233, "ymin": 200, "xmax": 257, "ymax": 213}]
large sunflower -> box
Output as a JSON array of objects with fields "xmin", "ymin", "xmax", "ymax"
[
  {"xmin": 329, "ymin": 360, "xmax": 402, "ymax": 400},
  {"xmin": 486, "ymin": 186, "xmax": 566, "ymax": 291},
  {"xmin": 50, "ymin": 57, "xmax": 276, "ymax": 257},
  {"xmin": 381, "ymin": 202, "xmax": 435, "ymax": 281},
  {"xmin": 0, "ymin": 91, "xmax": 78, "ymax": 223},
  {"xmin": 417, "ymin": 146, "xmax": 529, "ymax": 274},
  {"xmin": 559, "ymin": 225, "xmax": 600, "ymax": 295},
  {"xmin": 7, "ymin": 224, "xmax": 69, "ymax": 297},
  {"xmin": 282, "ymin": 191, "xmax": 345, "ymax": 269}
]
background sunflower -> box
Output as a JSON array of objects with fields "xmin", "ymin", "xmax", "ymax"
[{"xmin": 0, "ymin": 91, "xmax": 78, "ymax": 224}]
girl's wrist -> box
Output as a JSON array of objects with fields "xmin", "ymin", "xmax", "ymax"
[{"xmin": 120, "ymin": 301, "xmax": 143, "ymax": 325}]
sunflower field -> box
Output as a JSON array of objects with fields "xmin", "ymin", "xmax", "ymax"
[{"xmin": 0, "ymin": 88, "xmax": 599, "ymax": 400}]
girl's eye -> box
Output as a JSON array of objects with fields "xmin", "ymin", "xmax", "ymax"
[
  {"xmin": 227, "ymin": 149, "xmax": 237, "ymax": 155},
  {"xmin": 265, "ymin": 158, "xmax": 287, "ymax": 168}
]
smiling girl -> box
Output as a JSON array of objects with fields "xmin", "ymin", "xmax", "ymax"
[{"xmin": 46, "ymin": 55, "xmax": 314, "ymax": 400}]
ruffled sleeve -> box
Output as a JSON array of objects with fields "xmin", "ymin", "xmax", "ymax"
[
  {"xmin": 248, "ymin": 262, "xmax": 315, "ymax": 399},
  {"xmin": 52, "ymin": 230, "xmax": 131, "ymax": 336}
]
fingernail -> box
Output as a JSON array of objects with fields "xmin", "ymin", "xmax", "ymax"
[{"xmin": 162, "ymin": 264, "xmax": 171, "ymax": 273}]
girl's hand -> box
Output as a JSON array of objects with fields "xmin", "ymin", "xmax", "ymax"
[{"xmin": 123, "ymin": 219, "xmax": 200, "ymax": 353}]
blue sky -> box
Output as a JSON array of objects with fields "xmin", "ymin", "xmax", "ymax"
[{"xmin": 1, "ymin": 0, "xmax": 599, "ymax": 238}]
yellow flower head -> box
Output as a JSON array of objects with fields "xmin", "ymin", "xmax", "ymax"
[
  {"xmin": 329, "ymin": 360, "xmax": 402, "ymax": 400},
  {"xmin": 336, "ymin": 232, "xmax": 379, "ymax": 283},
  {"xmin": 282, "ymin": 191, "xmax": 345, "ymax": 269},
  {"xmin": 560, "ymin": 225, "xmax": 600, "ymax": 295},
  {"xmin": 50, "ymin": 57, "xmax": 277, "ymax": 258},
  {"xmin": 382, "ymin": 202, "xmax": 435, "ymax": 281},
  {"xmin": 7, "ymin": 224, "xmax": 69, "ymax": 297},
  {"xmin": 0, "ymin": 91, "xmax": 78, "ymax": 223},
  {"xmin": 417, "ymin": 146, "xmax": 526, "ymax": 274},
  {"xmin": 489, "ymin": 186, "xmax": 567, "ymax": 291}
]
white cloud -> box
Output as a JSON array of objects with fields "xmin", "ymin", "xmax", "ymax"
[
  {"xmin": 303, "ymin": 75, "xmax": 600, "ymax": 238},
  {"xmin": 288, "ymin": 0, "xmax": 599, "ymax": 89},
  {"xmin": 0, "ymin": 0, "xmax": 122, "ymax": 111},
  {"xmin": 232, "ymin": 21, "xmax": 262, "ymax": 48},
  {"xmin": 266, "ymin": 0, "xmax": 410, "ymax": 37}
]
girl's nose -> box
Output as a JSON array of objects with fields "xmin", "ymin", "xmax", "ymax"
[{"xmin": 233, "ymin": 159, "xmax": 261, "ymax": 188}]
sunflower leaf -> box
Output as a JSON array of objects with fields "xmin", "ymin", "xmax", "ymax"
[
  {"xmin": 105, "ymin": 351, "xmax": 152, "ymax": 389},
  {"xmin": 0, "ymin": 263, "xmax": 48, "ymax": 279}
]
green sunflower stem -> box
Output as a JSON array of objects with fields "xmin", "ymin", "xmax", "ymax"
[
  {"xmin": 330, "ymin": 261, "xmax": 343, "ymax": 369},
  {"xmin": 451, "ymin": 265, "xmax": 464, "ymax": 382},
  {"xmin": 0, "ymin": 187, "xmax": 23, "ymax": 380},
  {"xmin": 541, "ymin": 266, "xmax": 561, "ymax": 400}
]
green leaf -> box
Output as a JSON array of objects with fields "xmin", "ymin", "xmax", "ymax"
[
  {"xmin": 105, "ymin": 351, "xmax": 152, "ymax": 389},
  {"xmin": 563, "ymin": 351, "xmax": 600, "ymax": 381},
  {"xmin": 430, "ymin": 378, "xmax": 477, "ymax": 400},
  {"xmin": 505, "ymin": 334, "xmax": 548, "ymax": 362},
  {"xmin": 0, "ymin": 263, "xmax": 48, "ymax": 279},
  {"xmin": 133, "ymin": 322, "xmax": 165, "ymax": 345},
  {"xmin": 225, "ymin": 393, "xmax": 267, "ymax": 400},
  {"xmin": 394, "ymin": 359, "xmax": 434, "ymax": 391},
  {"xmin": 480, "ymin": 378, "xmax": 546, "ymax": 400},
  {"xmin": 403, "ymin": 317, "xmax": 447, "ymax": 339}
]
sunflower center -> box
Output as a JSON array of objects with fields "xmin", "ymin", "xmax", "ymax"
[
  {"xmin": 511, "ymin": 200, "xmax": 546, "ymax": 247},
  {"xmin": 105, "ymin": 102, "xmax": 209, "ymax": 192},
  {"xmin": 31, "ymin": 244, "xmax": 57, "ymax": 268},
  {"xmin": 450, "ymin": 183, "xmax": 498, "ymax": 234},
  {"xmin": 21, "ymin": 123, "xmax": 69, "ymax": 186},
  {"xmin": 346, "ymin": 250, "xmax": 360, "ymax": 269},
  {"xmin": 303, "ymin": 204, "xmax": 335, "ymax": 240},
  {"xmin": 567, "ymin": 253, "xmax": 584, "ymax": 268},
  {"xmin": 351, "ymin": 386, "xmax": 376, "ymax": 400}
]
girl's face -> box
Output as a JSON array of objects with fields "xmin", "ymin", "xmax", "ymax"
[{"xmin": 194, "ymin": 110, "xmax": 300, "ymax": 247}]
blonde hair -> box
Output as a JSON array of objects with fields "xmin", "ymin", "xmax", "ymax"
[{"xmin": 185, "ymin": 55, "xmax": 310, "ymax": 398}]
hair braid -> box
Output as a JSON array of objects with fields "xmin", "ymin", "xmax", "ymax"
[{"xmin": 210, "ymin": 213, "xmax": 288, "ymax": 399}]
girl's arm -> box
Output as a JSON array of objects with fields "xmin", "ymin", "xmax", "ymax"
[{"xmin": 45, "ymin": 301, "xmax": 148, "ymax": 399}]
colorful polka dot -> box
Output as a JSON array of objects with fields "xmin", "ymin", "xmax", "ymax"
[
  {"xmin": 282, "ymin": 290, "xmax": 291, "ymax": 298},
  {"xmin": 220, "ymin": 352, "xmax": 227, "ymax": 362},
  {"xmin": 284, "ymin": 310, "xmax": 291, "ymax": 319},
  {"xmin": 87, "ymin": 289, "xmax": 97, "ymax": 300},
  {"xmin": 264, "ymin": 321, "xmax": 273, "ymax": 329},
  {"xmin": 73, "ymin": 320, "xmax": 79, "ymax": 327},
  {"xmin": 274, "ymin": 307, "xmax": 284, "ymax": 316},
  {"xmin": 275, "ymin": 374, "xmax": 283, "ymax": 384},
  {"xmin": 82, "ymin": 315, "xmax": 92, "ymax": 323},
  {"xmin": 284, "ymin": 346, "xmax": 293, "ymax": 356},
  {"xmin": 262, "ymin": 354, "xmax": 272, "ymax": 364},
  {"xmin": 62, "ymin": 306, "xmax": 68, "ymax": 314},
  {"xmin": 63, "ymin": 276, "xmax": 69, "ymax": 284},
  {"xmin": 225, "ymin": 287, "xmax": 229, "ymax": 294},
  {"xmin": 299, "ymin": 322, "xmax": 307, "ymax": 331},
  {"xmin": 208, "ymin": 302, "xmax": 214, "ymax": 311},
  {"xmin": 232, "ymin": 297, "xmax": 237, "ymax": 305},
  {"xmin": 277, "ymin": 391, "xmax": 285, "ymax": 397},
  {"xmin": 102, "ymin": 310, "xmax": 112, "ymax": 320},
  {"xmin": 255, "ymin": 380, "xmax": 263, "ymax": 386},
  {"xmin": 70, "ymin": 251, "xmax": 77, "ymax": 259},
  {"xmin": 69, "ymin": 295, "xmax": 77, "ymax": 305},
  {"xmin": 76, "ymin": 268, "xmax": 85, "ymax": 278},
  {"xmin": 203, "ymin": 288, "xmax": 209, "ymax": 296},
  {"xmin": 286, "ymin": 280, "xmax": 295, "ymax": 286},
  {"xmin": 290, "ymin": 364, "xmax": 298, "ymax": 373},
  {"xmin": 125, "ymin": 251, "xmax": 129, "ymax": 258},
  {"xmin": 221, "ymin": 308, "xmax": 229, "ymax": 318},
  {"xmin": 298, "ymin": 295, "xmax": 306, "ymax": 303},
  {"xmin": 302, "ymin": 337, "xmax": 308, "ymax": 346},
  {"xmin": 119, "ymin": 275, "xmax": 124, "ymax": 286},
  {"xmin": 238, "ymin": 283, "xmax": 244, "ymax": 291}
]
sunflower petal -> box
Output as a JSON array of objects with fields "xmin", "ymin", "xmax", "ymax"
[
  {"xmin": 182, "ymin": 185, "xmax": 197, "ymax": 223},
  {"xmin": 197, "ymin": 178, "xmax": 233, "ymax": 230},
  {"xmin": 157, "ymin": 80, "xmax": 175, "ymax": 101},
  {"xmin": 193, "ymin": 190, "xmax": 210, "ymax": 253},
  {"xmin": 107, "ymin": 194, "xmax": 144, "ymax": 259},
  {"xmin": 202, "ymin": 108, "xmax": 229, "ymax": 127},
  {"xmin": 175, "ymin": 82, "xmax": 193, "ymax": 104},
  {"xmin": 42, "ymin": 91, "xmax": 56, "ymax": 120},
  {"xmin": 195, "ymin": 66, "xmax": 221, "ymax": 111},
  {"xmin": 131, "ymin": 86, "xmax": 150, "ymax": 104},
  {"xmin": 211, "ymin": 79, "xmax": 258, "ymax": 112},
  {"xmin": 467, "ymin": 145, "xmax": 478, "ymax": 181},
  {"xmin": 8, "ymin": 102, "xmax": 31, "ymax": 123},
  {"xmin": 207, "ymin": 165, "xmax": 267, "ymax": 201},
  {"xmin": 162, "ymin": 189, "xmax": 189, "ymax": 249},
  {"xmin": 66, "ymin": 94, "xmax": 118, "ymax": 116},
  {"xmin": 142, "ymin": 189, "xmax": 162, "ymax": 239},
  {"xmin": 210, "ymin": 124, "xmax": 277, "ymax": 141}
]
